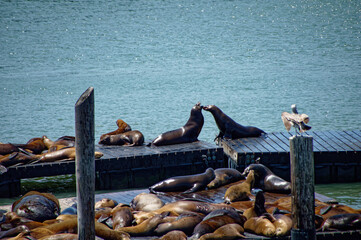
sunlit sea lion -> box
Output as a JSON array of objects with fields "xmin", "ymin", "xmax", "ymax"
[
  {"xmin": 100, "ymin": 119, "xmax": 132, "ymax": 140},
  {"xmin": 111, "ymin": 204, "xmax": 134, "ymax": 230},
  {"xmin": 149, "ymin": 168, "xmax": 215, "ymax": 194},
  {"xmin": 244, "ymin": 215, "xmax": 276, "ymax": 237},
  {"xmin": 150, "ymin": 102, "xmax": 204, "ymax": 146},
  {"xmin": 154, "ymin": 212, "xmax": 203, "ymax": 236},
  {"xmin": 130, "ymin": 192, "xmax": 165, "ymax": 212},
  {"xmin": 199, "ymin": 223, "xmax": 245, "ymax": 240},
  {"xmin": 224, "ymin": 170, "xmax": 255, "ymax": 204},
  {"xmin": 117, "ymin": 214, "xmax": 165, "ymax": 236},
  {"xmin": 33, "ymin": 147, "xmax": 103, "ymax": 163},
  {"xmin": 203, "ymin": 105, "xmax": 265, "ymax": 140},
  {"xmin": 207, "ymin": 168, "xmax": 244, "ymax": 189},
  {"xmin": 157, "ymin": 230, "xmax": 187, "ymax": 240},
  {"xmin": 99, "ymin": 130, "xmax": 144, "ymax": 146}
]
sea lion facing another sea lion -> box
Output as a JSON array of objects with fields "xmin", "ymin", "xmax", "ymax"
[
  {"xmin": 207, "ymin": 168, "xmax": 244, "ymax": 189},
  {"xmin": 224, "ymin": 170, "xmax": 255, "ymax": 204},
  {"xmin": 202, "ymin": 105, "xmax": 266, "ymax": 140},
  {"xmin": 100, "ymin": 119, "xmax": 132, "ymax": 140},
  {"xmin": 241, "ymin": 163, "xmax": 291, "ymax": 194},
  {"xmin": 99, "ymin": 130, "xmax": 144, "ymax": 146},
  {"xmin": 149, "ymin": 168, "xmax": 215, "ymax": 194},
  {"xmin": 150, "ymin": 102, "xmax": 204, "ymax": 146}
]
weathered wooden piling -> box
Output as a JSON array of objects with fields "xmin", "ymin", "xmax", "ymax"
[
  {"xmin": 75, "ymin": 87, "xmax": 95, "ymax": 239},
  {"xmin": 290, "ymin": 135, "xmax": 316, "ymax": 240}
]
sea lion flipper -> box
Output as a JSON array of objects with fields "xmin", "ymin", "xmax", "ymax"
[{"xmin": 183, "ymin": 183, "xmax": 203, "ymax": 194}]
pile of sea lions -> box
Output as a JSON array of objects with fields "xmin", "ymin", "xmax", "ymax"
[
  {"xmin": 1, "ymin": 167, "xmax": 360, "ymax": 239},
  {"xmin": 0, "ymin": 135, "xmax": 103, "ymax": 169}
]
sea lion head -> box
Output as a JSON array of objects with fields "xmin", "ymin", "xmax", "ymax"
[
  {"xmin": 202, "ymin": 105, "xmax": 217, "ymax": 112},
  {"xmin": 193, "ymin": 102, "xmax": 203, "ymax": 111},
  {"xmin": 116, "ymin": 119, "xmax": 132, "ymax": 132}
]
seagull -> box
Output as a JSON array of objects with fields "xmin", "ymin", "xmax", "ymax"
[{"xmin": 281, "ymin": 104, "xmax": 311, "ymax": 135}]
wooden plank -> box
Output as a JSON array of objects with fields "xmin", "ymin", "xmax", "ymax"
[
  {"xmin": 226, "ymin": 139, "xmax": 249, "ymax": 154},
  {"xmin": 318, "ymin": 131, "xmax": 354, "ymax": 152},
  {"xmin": 236, "ymin": 138, "xmax": 262, "ymax": 153},
  {"xmin": 267, "ymin": 133, "xmax": 289, "ymax": 152},
  {"xmin": 336, "ymin": 130, "xmax": 361, "ymax": 149},
  {"xmin": 252, "ymin": 137, "xmax": 274, "ymax": 153},
  {"xmin": 345, "ymin": 131, "xmax": 361, "ymax": 146},
  {"xmin": 262, "ymin": 134, "xmax": 287, "ymax": 153},
  {"xmin": 328, "ymin": 130, "xmax": 358, "ymax": 151},
  {"xmin": 305, "ymin": 132, "xmax": 330, "ymax": 152},
  {"xmin": 312, "ymin": 131, "xmax": 340, "ymax": 152}
]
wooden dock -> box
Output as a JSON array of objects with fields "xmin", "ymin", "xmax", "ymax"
[
  {"xmin": 219, "ymin": 129, "xmax": 361, "ymax": 184},
  {"xmin": 0, "ymin": 141, "xmax": 225, "ymax": 197}
]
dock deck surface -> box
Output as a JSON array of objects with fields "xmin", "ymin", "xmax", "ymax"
[{"xmin": 220, "ymin": 129, "xmax": 361, "ymax": 183}]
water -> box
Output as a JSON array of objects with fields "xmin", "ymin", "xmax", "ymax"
[{"xmin": 0, "ymin": 0, "xmax": 360, "ymax": 207}]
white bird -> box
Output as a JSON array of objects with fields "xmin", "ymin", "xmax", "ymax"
[{"xmin": 281, "ymin": 104, "xmax": 311, "ymax": 135}]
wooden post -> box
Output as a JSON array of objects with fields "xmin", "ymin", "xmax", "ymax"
[
  {"xmin": 75, "ymin": 87, "xmax": 95, "ymax": 240},
  {"xmin": 290, "ymin": 135, "xmax": 316, "ymax": 240}
]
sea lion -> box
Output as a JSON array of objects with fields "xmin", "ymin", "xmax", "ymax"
[
  {"xmin": 207, "ymin": 168, "xmax": 244, "ymax": 189},
  {"xmin": 272, "ymin": 214, "xmax": 293, "ymax": 236},
  {"xmin": 100, "ymin": 119, "xmax": 132, "ymax": 140},
  {"xmin": 32, "ymin": 147, "xmax": 103, "ymax": 163},
  {"xmin": 111, "ymin": 204, "xmax": 134, "ymax": 230},
  {"xmin": 42, "ymin": 136, "xmax": 72, "ymax": 152},
  {"xmin": 202, "ymin": 105, "xmax": 265, "ymax": 140},
  {"xmin": 130, "ymin": 192, "xmax": 165, "ymax": 212},
  {"xmin": 321, "ymin": 213, "xmax": 361, "ymax": 231},
  {"xmin": 12, "ymin": 191, "xmax": 60, "ymax": 222},
  {"xmin": 224, "ymin": 170, "xmax": 255, "ymax": 204},
  {"xmin": 0, "ymin": 143, "xmax": 20, "ymax": 155},
  {"xmin": 241, "ymin": 163, "xmax": 291, "ymax": 194},
  {"xmin": 191, "ymin": 209, "xmax": 246, "ymax": 239},
  {"xmin": 154, "ymin": 212, "xmax": 203, "ymax": 236},
  {"xmin": 149, "ymin": 168, "xmax": 215, "ymax": 194},
  {"xmin": 99, "ymin": 130, "xmax": 144, "ymax": 146},
  {"xmin": 133, "ymin": 200, "xmax": 236, "ymax": 225},
  {"xmin": 199, "ymin": 223, "xmax": 245, "ymax": 240},
  {"xmin": 243, "ymin": 190, "xmax": 267, "ymax": 220},
  {"xmin": 0, "ymin": 151, "xmax": 36, "ymax": 167},
  {"xmin": 13, "ymin": 137, "xmax": 47, "ymax": 154},
  {"xmin": 117, "ymin": 214, "xmax": 165, "ymax": 236},
  {"xmin": 150, "ymin": 102, "xmax": 204, "ymax": 146},
  {"xmin": 244, "ymin": 215, "xmax": 276, "ymax": 237},
  {"xmin": 95, "ymin": 198, "xmax": 118, "ymax": 209},
  {"xmin": 0, "ymin": 225, "xmax": 30, "ymax": 239},
  {"xmin": 157, "ymin": 230, "xmax": 187, "ymax": 240}
]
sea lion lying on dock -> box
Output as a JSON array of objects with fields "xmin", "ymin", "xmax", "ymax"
[
  {"xmin": 224, "ymin": 170, "xmax": 255, "ymax": 203},
  {"xmin": 100, "ymin": 119, "xmax": 132, "ymax": 140},
  {"xmin": 149, "ymin": 168, "xmax": 215, "ymax": 194},
  {"xmin": 207, "ymin": 168, "xmax": 244, "ymax": 189},
  {"xmin": 99, "ymin": 130, "xmax": 144, "ymax": 146}
]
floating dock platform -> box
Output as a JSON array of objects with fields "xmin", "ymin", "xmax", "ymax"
[
  {"xmin": 219, "ymin": 129, "xmax": 361, "ymax": 184},
  {"xmin": 0, "ymin": 141, "xmax": 224, "ymax": 197}
]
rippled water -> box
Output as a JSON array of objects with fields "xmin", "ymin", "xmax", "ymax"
[{"xmin": 0, "ymin": 0, "xmax": 360, "ymax": 206}]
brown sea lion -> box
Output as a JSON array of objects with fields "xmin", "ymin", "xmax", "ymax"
[
  {"xmin": 154, "ymin": 212, "xmax": 203, "ymax": 236},
  {"xmin": 207, "ymin": 168, "xmax": 244, "ymax": 189},
  {"xmin": 199, "ymin": 223, "xmax": 245, "ymax": 240},
  {"xmin": 244, "ymin": 215, "xmax": 276, "ymax": 237},
  {"xmin": 133, "ymin": 200, "xmax": 236, "ymax": 225},
  {"xmin": 12, "ymin": 191, "xmax": 60, "ymax": 222},
  {"xmin": 321, "ymin": 213, "xmax": 361, "ymax": 231},
  {"xmin": 99, "ymin": 130, "xmax": 144, "ymax": 146},
  {"xmin": 272, "ymin": 214, "xmax": 293, "ymax": 236},
  {"xmin": 117, "ymin": 214, "xmax": 165, "ymax": 236},
  {"xmin": 39, "ymin": 233, "xmax": 78, "ymax": 239},
  {"xmin": 202, "ymin": 105, "xmax": 265, "ymax": 140},
  {"xmin": 100, "ymin": 119, "xmax": 132, "ymax": 140},
  {"xmin": 42, "ymin": 136, "xmax": 73, "ymax": 152},
  {"xmin": 243, "ymin": 190, "xmax": 267, "ymax": 220},
  {"xmin": 111, "ymin": 204, "xmax": 134, "ymax": 230},
  {"xmin": 0, "ymin": 152, "xmax": 36, "ymax": 167},
  {"xmin": 191, "ymin": 209, "xmax": 246, "ymax": 239},
  {"xmin": 130, "ymin": 192, "xmax": 165, "ymax": 212},
  {"xmin": 157, "ymin": 230, "xmax": 187, "ymax": 240},
  {"xmin": 241, "ymin": 163, "xmax": 291, "ymax": 194},
  {"xmin": 13, "ymin": 137, "xmax": 47, "ymax": 154},
  {"xmin": 224, "ymin": 170, "xmax": 255, "ymax": 204},
  {"xmin": 0, "ymin": 143, "xmax": 20, "ymax": 155},
  {"xmin": 33, "ymin": 147, "xmax": 103, "ymax": 163},
  {"xmin": 150, "ymin": 102, "xmax": 204, "ymax": 146},
  {"xmin": 0, "ymin": 225, "xmax": 30, "ymax": 239},
  {"xmin": 95, "ymin": 198, "xmax": 118, "ymax": 209},
  {"xmin": 149, "ymin": 168, "xmax": 215, "ymax": 194}
]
